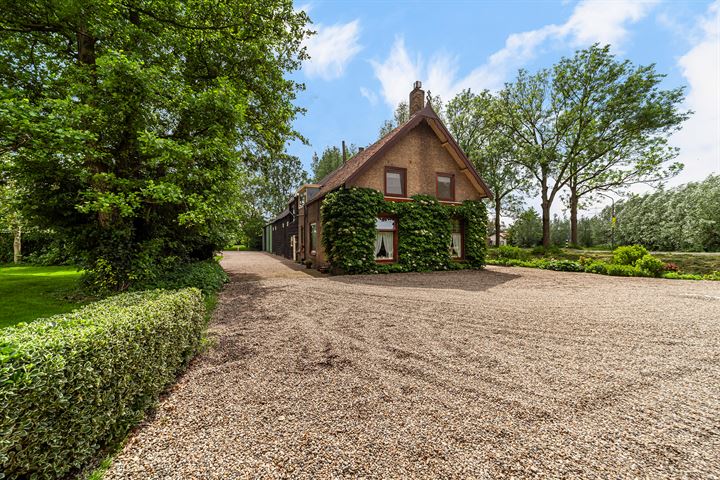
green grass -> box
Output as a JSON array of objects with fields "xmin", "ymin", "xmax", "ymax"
[
  {"xmin": 225, "ymin": 244, "xmax": 250, "ymax": 251},
  {"xmin": 0, "ymin": 264, "xmax": 84, "ymax": 328}
]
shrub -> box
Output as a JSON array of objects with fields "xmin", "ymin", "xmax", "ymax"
[
  {"xmin": 496, "ymin": 245, "xmax": 530, "ymax": 261},
  {"xmin": 704, "ymin": 271, "xmax": 720, "ymax": 281},
  {"xmin": 663, "ymin": 272, "xmax": 703, "ymax": 280},
  {"xmin": 635, "ymin": 254, "xmax": 665, "ymax": 277},
  {"xmin": 584, "ymin": 261, "xmax": 609, "ymax": 275},
  {"xmin": 578, "ymin": 255, "xmax": 593, "ymax": 267},
  {"xmin": 612, "ymin": 244, "xmax": 649, "ymax": 266},
  {"xmin": 531, "ymin": 245, "xmax": 562, "ymax": 256},
  {"xmin": 0, "ymin": 289, "xmax": 206, "ymax": 478},
  {"xmin": 663, "ymin": 262, "xmax": 679, "ymax": 272},
  {"xmin": 539, "ymin": 259, "xmax": 584, "ymax": 272},
  {"xmin": 131, "ymin": 259, "xmax": 228, "ymax": 296},
  {"xmin": 605, "ymin": 263, "xmax": 642, "ymax": 277}
]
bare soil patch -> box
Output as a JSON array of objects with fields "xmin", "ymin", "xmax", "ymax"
[{"xmin": 106, "ymin": 251, "xmax": 720, "ymax": 479}]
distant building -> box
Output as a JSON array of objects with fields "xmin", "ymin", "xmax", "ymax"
[{"xmin": 488, "ymin": 232, "xmax": 508, "ymax": 246}]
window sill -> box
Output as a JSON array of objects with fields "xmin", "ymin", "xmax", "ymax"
[{"xmin": 375, "ymin": 259, "xmax": 396, "ymax": 264}]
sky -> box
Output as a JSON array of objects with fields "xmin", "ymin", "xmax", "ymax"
[{"xmin": 288, "ymin": 0, "xmax": 720, "ymax": 217}]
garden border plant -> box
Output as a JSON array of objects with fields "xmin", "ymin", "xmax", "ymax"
[
  {"xmin": 487, "ymin": 244, "xmax": 720, "ymax": 281},
  {"xmin": 321, "ymin": 187, "xmax": 488, "ymax": 274}
]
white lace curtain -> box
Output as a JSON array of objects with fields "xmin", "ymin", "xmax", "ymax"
[
  {"xmin": 450, "ymin": 232, "xmax": 462, "ymax": 257},
  {"xmin": 375, "ymin": 231, "xmax": 394, "ymax": 259}
]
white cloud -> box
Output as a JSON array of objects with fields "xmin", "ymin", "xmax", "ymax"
[
  {"xmin": 559, "ymin": 0, "xmax": 658, "ymax": 47},
  {"xmin": 359, "ymin": 86, "xmax": 378, "ymax": 106},
  {"xmin": 303, "ymin": 19, "xmax": 362, "ymax": 80},
  {"xmin": 670, "ymin": 0, "xmax": 720, "ymax": 184},
  {"xmin": 371, "ymin": 0, "xmax": 658, "ymax": 107}
]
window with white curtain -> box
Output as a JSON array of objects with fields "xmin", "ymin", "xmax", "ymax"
[
  {"xmin": 375, "ymin": 217, "xmax": 396, "ymax": 261},
  {"xmin": 450, "ymin": 218, "xmax": 463, "ymax": 258}
]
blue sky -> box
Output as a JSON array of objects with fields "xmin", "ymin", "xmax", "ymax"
[{"xmin": 289, "ymin": 0, "xmax": 719, "ymax": 214}]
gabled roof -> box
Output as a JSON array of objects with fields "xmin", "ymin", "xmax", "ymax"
[{"xmin": 309, "ymin": 104, "xmax": 493, "ymax": 204}]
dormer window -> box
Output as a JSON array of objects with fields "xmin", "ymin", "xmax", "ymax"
[
  {"xmin": 436, "ymin": 173, "xmax": 455, "ymax": 201},
  {"xmin": 384, "ymin": 167, "xmax": 406, "ymax": 197}
]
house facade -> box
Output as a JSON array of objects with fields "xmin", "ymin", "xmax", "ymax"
[{"xmin": 264, "ymin": 82, "xmax": 492, "ymax": 272}]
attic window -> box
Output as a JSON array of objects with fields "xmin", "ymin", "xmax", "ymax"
[
  {"xmin": 436, "ymin": 173, "xmax": 455, "ymax": 201},
  {"xmin": 385, "ymin": 167, "xmax": 406, "ymax": 197}
]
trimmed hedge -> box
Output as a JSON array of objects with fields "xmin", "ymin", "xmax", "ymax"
[
  {"xmin": 0, "ymin": 288, "xmax": 206, "ymax": 478},
  {"xmin": 321, "ymin": 187, "xmax": 488, "ymax": 274}
]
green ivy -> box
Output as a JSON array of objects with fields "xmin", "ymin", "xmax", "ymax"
[{"xmin": 321, "ymin": 187, "xmax": 488, "ymax": 274}]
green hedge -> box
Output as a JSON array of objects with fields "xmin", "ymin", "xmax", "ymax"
[
  {"xmin": 0, "ymin": 288, "xmax": 206, "ymax": 478},
  {"xmin": 321, "ymin": 188, "xmax": 488, "ymax": 274},
  {"xmin": 130, "ymin": 259, "xmax": 228, "ymax": 296}
]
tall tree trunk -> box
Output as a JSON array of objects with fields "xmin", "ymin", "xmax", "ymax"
[
  {"xmin": 77, "ymin": 26, "xmax": 111, "ymax": 228},
  {"xmin": 541, "ymin": 175, "xmax": 551, "ymax": 248},
  {"xmin": 541, "ymin": 201, "xmax": 551, "ymax": 248},
  {"xmin": 494, "ymin": 196, "xmax": 502, "ymax": 247},
  {"xmin": 13, "ymin": 225, "xmax": 21, "ymax": 264},
  {"xmin": 570, "ymin": 185, "xmax": 579, "ymax": 246}
]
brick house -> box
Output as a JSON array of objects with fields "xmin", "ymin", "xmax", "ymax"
[{"xmin": 264, "ymin": 82, "xmax": 492, "ymax": 270}]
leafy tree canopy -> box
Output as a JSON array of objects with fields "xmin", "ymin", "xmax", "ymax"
[
  {"xmin": 310, "ymin": 144, "xmax": 357, "ymax": 182},
  {"xmin": 508, "ymin": 209, "xmax": 543, "ymax": 248},
  {"xmin": 0, "ymin": 0, "xmax": 311, "ymax": 290}
]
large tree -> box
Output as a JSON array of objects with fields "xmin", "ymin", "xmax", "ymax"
[
  {"xmin": 445, "ymin": 89, "xmax": 529, "ymax": 246},
  {"xmin": 496, "ymin": 45, "xmax": 688, "ymax": 247},
  {"xmin": 554, "ymin": 45, "xmax": 687, "ymax": 244},
  {"xmin": 310, "ymin": 144, "xmax": 357, "ymax": 182},
  {"xmin": 0, "ymin": 0, "xmax": 310, "ymax": 290}
]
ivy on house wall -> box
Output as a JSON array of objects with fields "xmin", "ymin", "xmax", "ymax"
[
  {"xmin": 321, "ymin": 187, "xmax": 385, "ymax": 273},
  {"xmin": 321, "ymin": 187, "xmax": 488, "ymax": 274}
]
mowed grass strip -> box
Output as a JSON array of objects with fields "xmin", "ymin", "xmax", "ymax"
[{"xmin": 0, "ymin": 265, "xmax": 84, "ymax": 328}]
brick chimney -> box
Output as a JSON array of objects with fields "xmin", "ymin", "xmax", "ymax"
[{"xmin": 409, "ymin": 80, "xmax": 425, "ymax": 116}]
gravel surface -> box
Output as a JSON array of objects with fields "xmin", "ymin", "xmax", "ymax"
[{"xmin": 106, "ymin": 251, "xmax": 720, "ymax": 479}]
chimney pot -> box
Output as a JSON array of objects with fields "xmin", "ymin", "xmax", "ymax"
[{"xmin": 409, "ymin": 81, "xmax": 425, "ymax": 116}]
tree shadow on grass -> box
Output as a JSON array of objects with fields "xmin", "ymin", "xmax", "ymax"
[{"xmin": 327, "ymin": 268, "xmax": 521, "ymax": 292}]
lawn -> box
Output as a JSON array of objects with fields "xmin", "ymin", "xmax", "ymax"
[{"xmin": 0, "ymin": 265, "xmax": 84, "ymax": 328}]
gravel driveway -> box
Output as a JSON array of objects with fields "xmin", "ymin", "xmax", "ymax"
[{"xmin": 106, "ymin": 251, "xmax": 720, "ymax": 479}]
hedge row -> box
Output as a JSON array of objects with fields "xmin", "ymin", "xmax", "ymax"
[
  {"xmin": 0, "ymin": 288, "xmax": 206, "ymax": 478},
  {"xmin": 320, "ymin": 188, "xmax": 488, "ymax": 274}
]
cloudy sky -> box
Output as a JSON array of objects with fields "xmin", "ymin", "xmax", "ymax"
[{"xmin": 289, "ymin": 0, "xmax": 719, "ymax": 213}]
